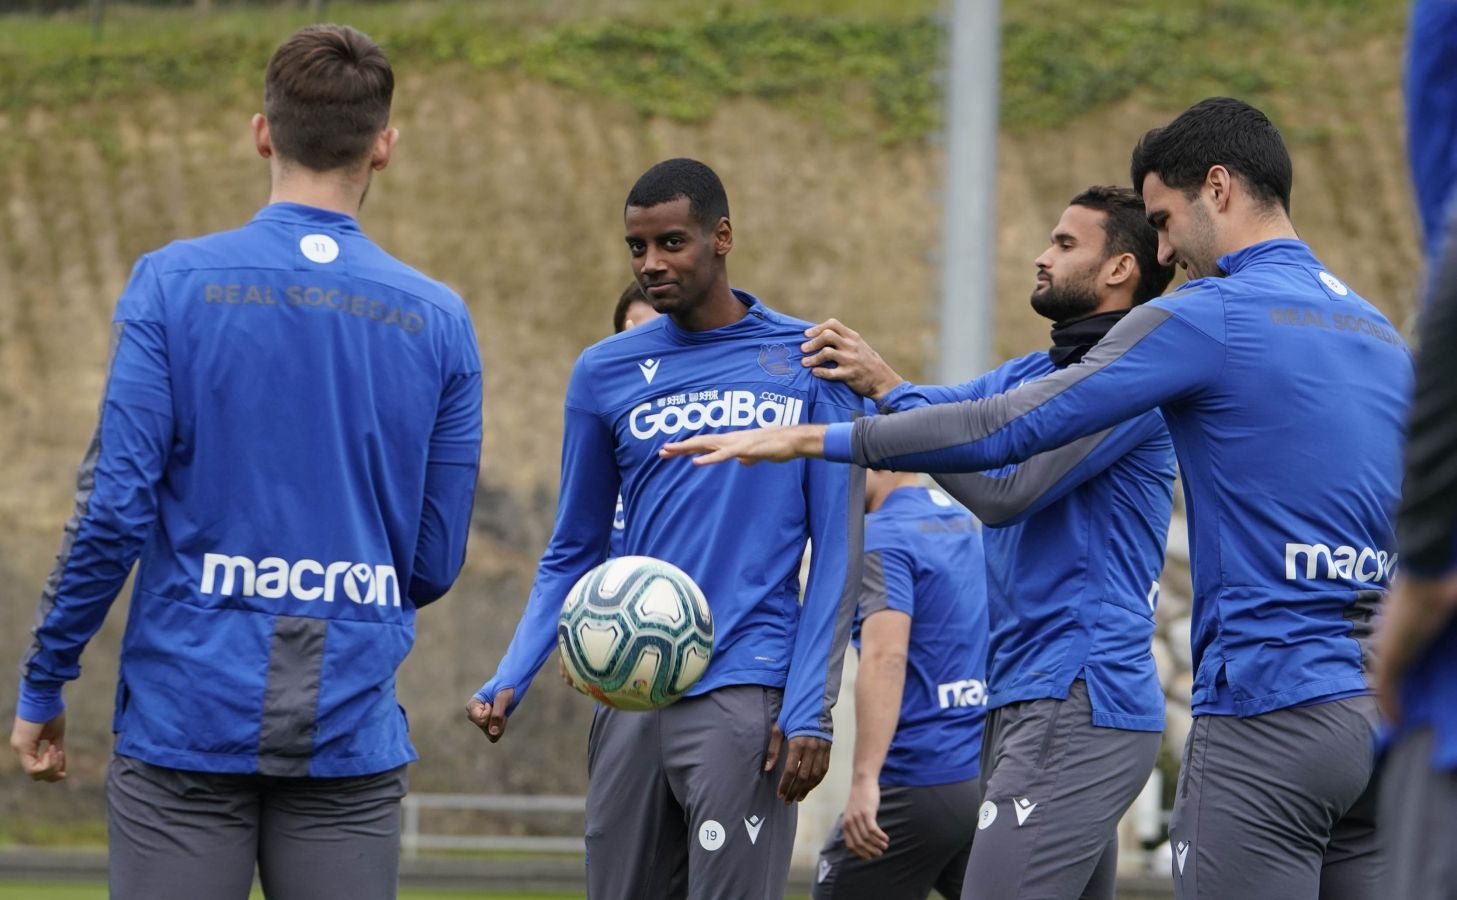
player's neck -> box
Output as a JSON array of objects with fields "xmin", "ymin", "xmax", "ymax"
[
  {"xmin": 670, "ymin": 281, "xmax": 745, "ymax": 332},
  {"xmin": 268, "ymin": 166, "xmax": 368, "ymax": 218},
  {"xmin": 1221, "ymin": 213, "xmax": 1299, "ymax": 258}
]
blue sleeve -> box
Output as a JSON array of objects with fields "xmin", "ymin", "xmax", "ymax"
[
  {"xmin": 876, "ymin": 371, "xmax": 997, "ymax": 412},
  {"xmin": 408, "ymin": 318, "xmax": 483, "ymax": 607},
  {"xmin": 474, "ymin": 357, "xmax": 618, "ymax": 713},
  {"xmin": 836, "ymin": 301, "xmax": 1223, "ymax": 473},
  {"xmin": 18, "ymin": 257, "xmax": 174, "ymax": 723},
  {"xmin": 780, "ymin": 390, "xmax": 865, "ymax": 741}
]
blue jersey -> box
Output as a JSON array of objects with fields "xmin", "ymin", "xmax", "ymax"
[
  {"xmin": 878, "ymin": 352, "xmax": 1173, "ymax": 731},
  {"xmin": 18, "ymin": 203, "xmax": 483, "ymax": 776},
  {"xmin": 1406, "ymin": 0, "xmax": 1457, "ymax": 265},
  {"xmin": 476, "ymin": 292, "xmax": 863, "ymax": 740},
  {"xmin": 857, "ymin": 486, "xmax": 988, "ymax": 787},
  {"xmin": 830, "ymin": 240, "xmax": 1412, "ymax": 718}
]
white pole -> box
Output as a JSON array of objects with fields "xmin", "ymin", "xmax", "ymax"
[{"xmin": 938, "ymin": 0, "xmax": 1000, "ymax": 385}]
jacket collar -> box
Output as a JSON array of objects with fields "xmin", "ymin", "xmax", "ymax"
[
  {"xmin": 1217, "ymin": 238, "xmax": 1319, "ymax": 276},
  {"xmin": 252, "ymin": 202, "xmax": 362, "ymax": 233}
]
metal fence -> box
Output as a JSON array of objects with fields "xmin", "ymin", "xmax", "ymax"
[{"xmin": 399, "ymin": 792, "xmax": 587, "ymax": 859}]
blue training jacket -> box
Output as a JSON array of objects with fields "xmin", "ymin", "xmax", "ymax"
[
  {"xmin": 18, "ymin": 203, "xmax": 483, "ymax": 777},
  {"xmin": 829, "ymin": 240, "xmax": 1411, "ymax": 718},
  {"xmin": 856, "ymin": 486, "xmax": 988, "ymax": 787},
  {"xmin": 475, "ymin": 292, "xmax": 864, "ymax": 740},
  {"xmin": 878, "ymin": 352, "xmax": 1173, "ymax": 731}
]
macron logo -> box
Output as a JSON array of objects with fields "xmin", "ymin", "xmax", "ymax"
[
  {"xmin": 937, "ymin": 678, "xmax": 988, "ymax": 709},
  {"xmin": 743, "ymin": 815, "xmax": 763, "ymax": 845},
  {"xmin": 1014, "ymin": 797, "xmax": 1037, "ymax": 826},
  {"xmin": 200, "ymin": 552, "xmax": 400, "ymax": 607},
  {"xmin": 1176, "ymin": 840, "xmax": 1191, "ymax": 874},
  {"xmin": 638, "ymin": 358, "xmax": 660, "ymax": 384},
  {"xmin": 1283, "ymin": 543, "xmax": 1397, "ymax": 584}
]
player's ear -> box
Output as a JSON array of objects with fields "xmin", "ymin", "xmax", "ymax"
[
  {"xmin": 1104, "ymin": 252, "xmax": 1136, "ymax": 289},
  {"xmin": 1205, "ymin": 164, "xmax": 1233, "ymax": 213},
  {"xmin": 252, "ymin": 113, "xmax": 273, "ymax": 160},
  {"xmin": 713, "ymin": 217, "xmax": 733, "ymax": 257},
  {"xmin": 371, "ymin": 127, "xmax": 399, "ymax": 172}
]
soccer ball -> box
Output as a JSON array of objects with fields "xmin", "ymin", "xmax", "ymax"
[{"xmin": 557, "ymin": 556, "xmax": 715, "ymax": 711}]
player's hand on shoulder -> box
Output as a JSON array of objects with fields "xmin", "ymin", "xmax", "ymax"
[
  {"xmin": 465, "ymin": 687, "xmax": 514, "ymax": 744},
  {"xmin": 9, "ymin": 712, "xmax": 67, "ymax": 783},
  {"xmin": 801, "ymin": 319, "xmax": 903, "ymax": 400},
  {"xmin": 841, "ymin": 779, "xmax": 889, "ymax": 860}
]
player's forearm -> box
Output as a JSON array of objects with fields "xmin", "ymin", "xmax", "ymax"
[
  {"xmin": 850, "ymin": 649, "xmax": 906, "ymax": 785},
  {"xmin": 409, "ymin": 460, "xmax": 478, "ymax": 606}
]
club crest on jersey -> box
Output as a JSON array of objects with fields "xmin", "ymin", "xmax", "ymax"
[{"xmin": 758, "ymin": 343, "xmax": 794, "ymax": 378}]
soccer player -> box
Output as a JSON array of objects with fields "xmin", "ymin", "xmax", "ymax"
[
  {"xmin": 609, "ymin": 282, "xmax": 661, "ymax": 558},
  {"xmin": 1373, "ymin": 8, "xmax": 1457, "ymax": 889},
  {"xmin": 465, "ymin": 158, "xmax": 864, "ymax": 900},
  {"xmin": 796, "ymin": 186, "xmax": 1175, "ymax": 899},
  {"xmin": 7, "ymin": 25, "xmax": 482, "ymax": 900},
  {"xmin": 812, "ymin": 469, "xmax": 988, "ymax": 900},
  {"xmin": 1376, "ymin": 208, "xmax": 1457, "ymax": 900},
  {"xmin": 663, "ymin": 98, "xmax": 1412, "ymax": 900}
]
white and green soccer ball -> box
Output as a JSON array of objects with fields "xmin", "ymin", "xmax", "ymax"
[{"xmin": 557, "ymin": 556, "xmax": 714, "ymax": 711}]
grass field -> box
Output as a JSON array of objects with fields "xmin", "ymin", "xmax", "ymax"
[{"xmin": 0, "ymin": 885, "xmax": 809, "ymax": 900}]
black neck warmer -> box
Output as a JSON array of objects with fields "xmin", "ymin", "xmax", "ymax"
[{"xmin": 1047, "ymin": 309, "xmax": 1130, "ymax": 368}]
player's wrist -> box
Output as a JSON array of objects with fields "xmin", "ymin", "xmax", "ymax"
[
  {"xmin": 794, "ymin": 425, "xmax": 829, "ymax": 458},
  {"xmin": 869, "ymin": 373, "xmax": 904, "ymax": 401},
  {"xmin": 850, "ymin": 768, "xmax": 880, "ymax": 787}
]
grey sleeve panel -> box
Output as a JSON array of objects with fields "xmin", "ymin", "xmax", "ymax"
[
  {"xmin": 20, "ymin": 323, "xmax": 123, "ymax": 680},
  {"xmin": 929, "ymin": 428, "xmax": 1115, "ymax": 526},
  {"xmin": 858, "ymin": 550, "xmax": 889, "ymax": 618},
  {"xmin": 1399, "ymin": 230, "xmax": 1457, "ymax": 573},
  {"xmin": 849, "ymin": 306, "xmax": 1177, "ymax": 467},
  {"xmin": 816, "ymin": 462, "xmax": 866, "ymax": 736}
]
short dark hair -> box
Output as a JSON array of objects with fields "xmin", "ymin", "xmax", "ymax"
[
  {"xmin": 613, "ymin": 282, "xmax": 647, "ymax": 333},
  {"xmin": 1130, "ymin": 97, "xmax": 1292, "ymax": 214},
  {"xmin": 265, "ymin": 25, "xmax": 394, "ymax": 172},
  {"xmin": 625, "ymin": 158, "xmax": 730, "ymax": 229},
  {"xmin": 1069, "ymin": 185, "xmax": 1174, "ymax": 304}
]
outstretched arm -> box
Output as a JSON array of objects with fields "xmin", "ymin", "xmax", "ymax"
[{"xmin": 663, "ymin": 300, "xmax": 1222, "ymax": 472}]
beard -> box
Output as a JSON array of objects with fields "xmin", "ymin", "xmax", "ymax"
[
  {"xmin": 1030, "ymin": 280, "xmax": 1100, "ymax": 323},
  {"xmin": 1177, "ymin": 197, "xmax": 1222, "ymax": 278}
]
